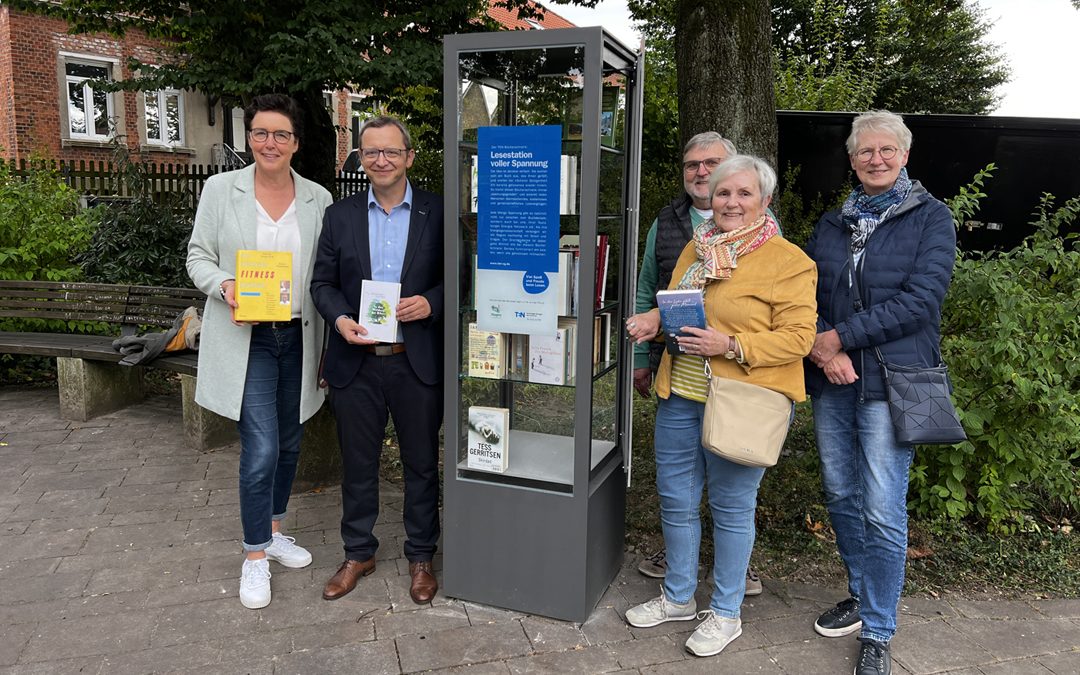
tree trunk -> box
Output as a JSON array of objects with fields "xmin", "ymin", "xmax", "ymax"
[
  {"xmin": 675, "ymin": 0, "xmax": 777, "ymax": 169},
  {"xmin": 291, "ymin": 88, "xmax": 338, "ymax": 196}
]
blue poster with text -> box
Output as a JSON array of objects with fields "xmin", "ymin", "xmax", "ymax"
[{"xmin": 477, "ymin": 125, "xmax": 561, "ymax": 291}]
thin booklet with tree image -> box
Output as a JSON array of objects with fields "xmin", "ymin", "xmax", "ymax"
[{"xmin": 358, "ymin": 280, "xmax": 400, "ymax": 343}]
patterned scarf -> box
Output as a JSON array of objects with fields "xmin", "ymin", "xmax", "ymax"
[
  {"xmin": 675, "ymin": 213, "xmax": 779, "ymax": 290},
  {"xmin": 843, "ymin": 167, "xmax": 912, "ymax": 254}
]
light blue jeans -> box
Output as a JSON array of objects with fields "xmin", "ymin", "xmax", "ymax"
[
  {"xmin": 654, "ymin": 394, "xmax": 766, "ymax": 618},
  {"xmin": 237, "ymin": 322, "xmax": 304, "ymax": 552},
  {"xmin": 813, "ymin": 384, "xmax": 914, "ymax": 643}
]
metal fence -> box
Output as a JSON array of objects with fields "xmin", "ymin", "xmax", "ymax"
[{"xmin": 2, "ymin": 158, "xmax": 373, "ymax": 207}]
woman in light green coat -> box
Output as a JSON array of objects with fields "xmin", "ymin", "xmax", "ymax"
[{"xmin": 186, "ymin": 94, "xmax": 332, "ymax": 609}]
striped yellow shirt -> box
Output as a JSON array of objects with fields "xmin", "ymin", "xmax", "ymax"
[{"xmin": 669, "ymin": 354, "xmax": 709, "ymax": 403}]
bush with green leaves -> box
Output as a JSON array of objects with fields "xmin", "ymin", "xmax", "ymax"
[
  {"xmin": 76, "ymin": 142, "xmax": 194, "ymax": 288},
  {"xmin": 913, "ymin": 193, "xmax": 1080, "ymax": 532},
  {"xmin": 0, "ymin": 158, "xmax": 97, "ymax": 282}
]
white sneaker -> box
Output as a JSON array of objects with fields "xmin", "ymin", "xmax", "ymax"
[
  {"xmin": 625, "ymin": 587, "xmax": 698, "ymax": 628},
  {"xmin": 685, "ymin": 611, "xmax": 742, "ymax": 657},
  {"xmin": 265, "ymin": 532, "xmax": 312, "ymax": 568},
  {"xmin": 239, "ymin": 558, "xmax": 271, "ymax": 609}
]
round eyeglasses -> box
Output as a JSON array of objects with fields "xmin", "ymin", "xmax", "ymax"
[
  {"xmin": 249, "ymin": 129, "xmax": 295, "ymax": 144},
  {"xmin": 855, "ymin": 146, "xmax": 899, "ymax": 163}
]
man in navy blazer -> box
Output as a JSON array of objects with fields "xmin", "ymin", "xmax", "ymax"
[{"xmin": 311, "ymin": 116, "xmax": 444, "ymax": 604}]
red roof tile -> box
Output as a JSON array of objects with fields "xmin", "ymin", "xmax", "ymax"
[{"xmin": 486, "ymin": 0, "xmax": 577, "ymax": 30}]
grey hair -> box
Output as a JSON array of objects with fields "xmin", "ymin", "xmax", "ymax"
[
  {"xmin": 683, "ymin": 131, "xmax": 738, "ymax": 158},
  {"xmin": 846, "ymin": 110, "xmax": 912, "ymax": 155},
  {"xmin": 359, "ymin": 115, "xmax": 413, "ymax": 150},
  {"xmin": 706, "ymin": 154, "xmax": 777, "ymax": 203}
]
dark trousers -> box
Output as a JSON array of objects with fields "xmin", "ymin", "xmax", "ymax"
[{"xmin": 329, "ymin": 351, "xmax": 442, "ymax": 563}]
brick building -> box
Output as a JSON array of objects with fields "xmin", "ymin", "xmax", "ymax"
[{"xmin": 0, "ymin": 2, "xmax": 576, "ymax": 169}]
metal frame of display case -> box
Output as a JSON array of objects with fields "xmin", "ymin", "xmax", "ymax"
[{"xmin": 441, "ymin": 27, "xmax": 643, "ymax": 622}]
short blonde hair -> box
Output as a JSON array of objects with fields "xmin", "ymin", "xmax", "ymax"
[
  {"xmin": 706, "ymin": 154, "xmax": 777, "ymax": 203},
  {"xmin": 846, "ymin": 110, "xmax": 912, "ymax": 155}
]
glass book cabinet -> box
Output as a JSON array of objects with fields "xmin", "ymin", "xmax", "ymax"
[{"xmin": 442, "ymin": 27, "xmax": 642, "ymax": 621}]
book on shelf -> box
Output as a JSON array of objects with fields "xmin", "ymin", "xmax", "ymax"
[
  {"xmin": 467, "ymin": 323, "xmax": 508, "ymax": 379},
  {"xmin": 466, "ymin": 406, "xmax": 510, "ymax": 473},
  {"xmin": 560, "ymin": 154, "xmax": 578, "ymax": 216},
  {"xmin": 358, "ymin": 280, "xmax": 401, "ymax": 343},
  {"xmin": 508, "ymin": 333, "xmax": 529, "ymax": 379},
  {"xmin": 656, "ymin": 288, "xmax": 706, "ymax": 355},
  {"xmin": 528, "ymin": 326, "xmax": 570, "ymax": 385},
  {"xmin": 591, "ymin": 313, "xmax": 613, "ymax": 366},
  {"xmin": 234, "ymin": 250, "xmax": 293, "ymax": 322},
  {"xmin": 557, "ymin": 234, "xmax": 610, "ymax": 312},
  {"xmin": 558, "ymin": 317, "xmax": 577, "ymax": 383},
  {"xmin": 553, "ymin": 249, "xmax": 575, "ymax": 317},
  {"xmin": 595, "ymin": 234, "xmax": 610, "ymax": 309}
]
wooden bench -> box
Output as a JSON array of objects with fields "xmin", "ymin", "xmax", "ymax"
[{"xmin": 0, "ymin": 280, "xmax": 235, "ymax": 450}]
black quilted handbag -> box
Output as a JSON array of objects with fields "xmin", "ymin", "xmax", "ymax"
[
  {"xmin": 874, "ymin": 349, "xmax": 967, "ymax": 446},
  {"xmin": 847, "ymin": 241, "xmax": 966, "ymax": 446}
]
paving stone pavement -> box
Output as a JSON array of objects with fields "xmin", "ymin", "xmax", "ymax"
[{"xmin": 1, "ymin": 386, "xmax": 1078, "ymax": 674}]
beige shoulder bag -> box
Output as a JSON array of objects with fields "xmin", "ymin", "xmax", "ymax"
[{"xmin": 700, "ymin": 359, "xmax": 793, "ymax": 468}]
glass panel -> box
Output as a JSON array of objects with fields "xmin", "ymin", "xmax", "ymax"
[
  {"xmin": 67, "ymin": 82, "xmax": 86, "ymax": 134},
  {"xmin": 91, "ymin": 87, "xmax": 109, "ymax": 136},
  {"xmin": 66, "ymin": 62, "xmax": 108, "ymax": 79},
  {"xmin": 455, "ymin": 46, "xmax": 587, "ymax": 492},
  {"xmin": 144, "ymin": 91, "xmax": 160, "ymax": 141},
  {"xmin": 599, "ymin": 147, "xmax": 625, "ymax": 217},
  {"xmin": 165, "ymin": 92, "xmax": 181, "ymax": 143},
  {"xmin": 457, "ymin": 47, "xmax": 584, "ymax": 141},
  {"xmin": 600, "ymin": 73, "xmax": 627, "ymax": 151}
]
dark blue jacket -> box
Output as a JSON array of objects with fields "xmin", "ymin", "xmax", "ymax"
[{"xmin": 804, "ymin": 182, "xmax": 956, "ymax": 400}]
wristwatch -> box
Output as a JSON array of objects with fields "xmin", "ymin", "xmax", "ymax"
[{"xmin": 724, "ymin": 336, "xmax": 737, "ymax": 360}]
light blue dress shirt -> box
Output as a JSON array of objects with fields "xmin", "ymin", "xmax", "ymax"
[{"xmin": 367, "ymin": 181, "xmax": 412, "ymax": 342}]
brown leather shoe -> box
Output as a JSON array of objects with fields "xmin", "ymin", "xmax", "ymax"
[
  {"xmin": 322, "ymin": 558, "xmax": 376, "ymax": 600},
  {"xmin": 408, "ymin": 561, "xmax": 438, "ymax": 604}
]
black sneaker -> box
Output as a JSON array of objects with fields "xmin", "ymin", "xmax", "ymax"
[
  {"xmin": 854, "ymin": 637, "xmax": 891, "ymax": 675},
  {"xmin": 814, "ymin": 597, "xmax": 862, "ymax": 637}
]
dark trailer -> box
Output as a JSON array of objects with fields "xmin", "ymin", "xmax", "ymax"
[{"xmin": 777, "ymin": 111, "xmax": 1080, "ymax": 251}]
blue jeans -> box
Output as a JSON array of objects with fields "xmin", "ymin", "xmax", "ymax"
[
  {"xmin": 813, "ymin": 384, "xmax": 914, "ymax": 643},
  {"xmin": 237, "ymin": 323, "xmax": 304, "ymax": 552},
  {"xmin": 655, "ymin": 394, "xmax": 766, "ymax": 618}
]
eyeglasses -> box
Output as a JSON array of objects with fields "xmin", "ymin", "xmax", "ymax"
[
  {"xmin": 360, "ymin": 147, "xmax": 408, "ymax": 161},
  {"xmin": 854, "ymin": 146, "xmax": 899, "ymax": 163},
  {"xmin": 683, "ymin": 157, "xmax": 725, "ymax": 173},
  {"xmin": 249, "ymin": 129, "xmax": 295, "ymax": 144}
]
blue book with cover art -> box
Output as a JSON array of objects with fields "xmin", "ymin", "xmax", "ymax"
[{"xmin": 656, "ymin": 289, "xmax": 706, "ymax": 355}]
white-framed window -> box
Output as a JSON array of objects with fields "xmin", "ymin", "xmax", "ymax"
[
  {"xmin": 349, "ymin": 95, "xmax": 371, "ymax": 149},
  {"xmin": 64, "ymin": 58, "xmax": 115, "ymax": 140},
  {"xmin": 144, "ymin": 89, "xmax": 185, "ymax": 146}
]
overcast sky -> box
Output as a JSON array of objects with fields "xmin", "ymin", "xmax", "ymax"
[{"xmin": 549, "ymin": 0, "xmax": 1080, "ymax": 120}]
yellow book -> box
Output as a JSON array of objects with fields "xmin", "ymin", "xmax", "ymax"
[{"xmin": 235, "ymin": 250, "xmax": 292, "ymax": 322}]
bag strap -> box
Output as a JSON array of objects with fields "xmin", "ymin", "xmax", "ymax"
[{"xmin": 847, "ymin": 238, "xmax": 888, "ymax": 369}]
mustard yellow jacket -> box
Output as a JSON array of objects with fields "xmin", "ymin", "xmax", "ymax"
[{"xmin": 655, "ymin": 236, "xmax": 818, "ymax": 403}]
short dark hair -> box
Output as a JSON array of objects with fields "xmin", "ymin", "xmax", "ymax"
[
  {"xmin": 359, "ymin": 116, "xmax": 413, "ymax": 150},
  {"xmin": 243, "ymin": 94, "xmax": 303, "ymax": 143}
]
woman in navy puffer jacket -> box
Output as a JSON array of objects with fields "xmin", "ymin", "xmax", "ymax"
[{"xmin": 803, "ymin": 111, "xmax": 956, "ymax": 675}]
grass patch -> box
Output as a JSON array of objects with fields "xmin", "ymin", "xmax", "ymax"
[{"xmin": 621, "ymin": 398, "xmax": 1080, "ymax": 599}]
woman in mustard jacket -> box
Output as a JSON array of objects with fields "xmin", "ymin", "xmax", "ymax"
[{"xmin": 623, "ymin": 154, "xmax": 817, "ymax": 657}]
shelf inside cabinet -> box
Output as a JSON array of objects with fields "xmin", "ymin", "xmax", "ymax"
[{"xmin": 457, "ymin": 429, "xmax": 616, "ymax": 491}]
